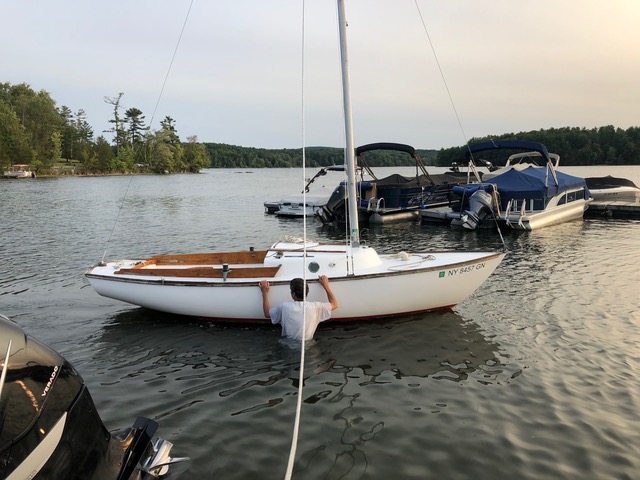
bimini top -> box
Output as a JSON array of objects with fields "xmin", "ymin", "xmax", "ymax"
[
  {"xmin": 464, "ymin": 140, "xmax": 551, "ymax": 164},
  {"xmin": 355, "ymin": 142, "xmax": 416, "ymax": 157}
]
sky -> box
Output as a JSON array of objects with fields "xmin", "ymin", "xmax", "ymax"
[{"xmin": 3, "ymin": 1, "xmax": 640, "ymax": 150}]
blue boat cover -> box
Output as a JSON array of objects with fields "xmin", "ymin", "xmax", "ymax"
[
  {"xmin": 452, "ymin": 166, "xmax": 589, "ymax": 210},
  {"xmin": 489, "ymin": 167, "xmax": 586, "ymax": 200}
]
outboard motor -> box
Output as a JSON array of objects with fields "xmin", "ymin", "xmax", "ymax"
[
  {"xmin": 461, "ymin": 189, "xmax": 494, "ymax": 230},
  {"xmin": 0, "ymin": 314, "xmax": 187, "ymax": 479},
  {"xmin": 316, "ymin": 184, "xmax": 348, "ymax": 224}
]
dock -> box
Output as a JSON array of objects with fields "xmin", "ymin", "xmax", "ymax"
[{"xmin": 586, "ymin": 201, "xmax": 640, "ymax": 218}]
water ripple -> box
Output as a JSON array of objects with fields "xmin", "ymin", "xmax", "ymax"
[{"xmin": 3, "ymin": 169, "xmax": 640, "ymax": 479}]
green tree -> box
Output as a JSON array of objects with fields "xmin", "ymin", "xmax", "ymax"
[
  {"xmin": 104, "ymin": 92, "xmax": 126, "ymax": 156},
  {"xmin": 124, "ymin": 107, "xmax": 148, "ymax": 166},
  {"xmin": 49, "ymin": 131, "xmax": 63, "ymax": 166},
  {"xmin": 183, "ymin": 135, "xmax": 210, "ymax": 172},
  {"xmin": 94, "ymin": 136, "xmax": 114, "ymax": 172},
  {"xmin": 113, "ymin": 145, "xmax": 136, "ymax": 172},
  {"xmin": 124, "ymin": 107, "xmax": 147, "ymax": 146},
  {"xmin": 59, "ymin": 105, "xmax": 75, "ymax": 159},
  {"xmin": 74, "ymin": 109, "xmax": 94, "ymax": 163},
  {"xmin": 5, "ymin": 84, "xmax": 63, "ymax": 166},
  {"xmin": 0, "ymin": 100, "xmax": 32, "ymax": 169},
  {"xmin": 149, "ymin": 138, "xmax": 175, "ymax": 173},
  {"xmin": 160, "ymin": 116, "xmax": 180, "ymax": 145}
]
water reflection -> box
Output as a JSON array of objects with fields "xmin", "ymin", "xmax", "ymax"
[
  {"xmin": 91, "ymin": 308, "xmax": 503, "ymax": 479},
  {"xmin": 97, "ymin": 309, "xmax": 502, "ymax": 387},
  {"xmin": 3, "ymin": 168, "xmax": 640, "ymax": 478},
  {"xmin": 292, "ymin": 311, "xmax": 503, "ymax": 479}
]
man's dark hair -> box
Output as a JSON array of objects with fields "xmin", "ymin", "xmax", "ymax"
[{"xmin": 290, "ymin": 278, "xmax": 309, "ymax": 299}]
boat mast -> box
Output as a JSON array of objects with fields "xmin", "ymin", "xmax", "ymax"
[{"xmin": 337, "ymin": 0, "xmax": 360, "ymax": 248}]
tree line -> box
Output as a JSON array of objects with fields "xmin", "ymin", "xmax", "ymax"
[
  {"xmin": 2, "ymin": 81, "xmax": 639, "ymax": 173},
  {"xmin": 436, "ymin": 126, "xmax": 640, "ymax": 167},
  {"xmin": 204, "ymin": 143, "xmax": 438, "ymax": 168},
  {"xmin": 201, "ymin": 126, "xmax": 640, "ymax": 169},
  {"xmin": 0, "ymin": 82, "xmax": 208, "ymax": 174}
]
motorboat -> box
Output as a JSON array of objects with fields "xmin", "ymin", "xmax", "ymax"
[
  {"xmin": 85, "ymin": 1, "xmax": 505, "ymax": 323},
  {"xmin": 585, "ymin": 175, "xmax": 640, "ymax": 203},
  {"xmin": 264, "ymin": 165, "xmax": 348, "ymax": 217},
  {"xmin": 3, "ymin": 164, "xmax": 34, "ymax": 178},
  {"xmin": 421, "ymin": 140, "xmax": 592, "ymax": 231},
  {"xmin": 0, "ymin": 314, "xmax": 187, "ymax": 479},
  {"xmin": 317, "ymin": 142, "xmax": 464, "ymax": 224}
]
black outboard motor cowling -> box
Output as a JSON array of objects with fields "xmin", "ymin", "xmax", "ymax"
[
  {"xmin": 460, "ymin": 189, "xmax": 495, "ymax": 230},
  {"xmin": 0, "ymin": 315, "xmax": 186, "ymax": 479},
  {"xmin": 317, "ymin": 184, "xmax": 348, "ymax": 224}
]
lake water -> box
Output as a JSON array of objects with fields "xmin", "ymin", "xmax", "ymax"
[{"xmin": 1, "ymin": 165, "xmax": 640, "ymax": 479}]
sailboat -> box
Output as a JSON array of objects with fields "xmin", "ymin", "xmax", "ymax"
[{"xmin": 85, "ymin": 0, "xmax": 505, "ymax": 322}]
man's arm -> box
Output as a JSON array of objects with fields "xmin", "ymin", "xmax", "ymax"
[
  {"xmin": 259, "ymin": 280, "xmax": 271, "ymax": 318},
  {"xmin": 318, "ymin": 275, "xmax": 338, "ymax": 311}
]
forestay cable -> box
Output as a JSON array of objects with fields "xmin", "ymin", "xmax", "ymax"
[
  {"xmin": 413, "ymin": 1, "xmax": 507, "ymax": 248},
  {"xmin": 101, "ymin": 1, "xmax": 194, "ymax": 262},
  {"xmin": 414, "ymin": 2, "xmax": 483, "ymax": 181},
  {"xmin": 148, "ymin": 0, "xmax": 194, "ymax": 129},
  {"xmin": 413, "ymin": 1, "xmax": 469, "ymax": 149}
]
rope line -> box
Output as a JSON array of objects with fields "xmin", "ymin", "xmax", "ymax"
[{"xmin": 284, "ymin": 2, "xmax": 307, "ymax": 478}]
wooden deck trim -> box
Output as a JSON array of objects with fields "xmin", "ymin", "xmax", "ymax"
[
  {"xmin": 149, "ymin": 250, "xmax": 269, "ymax": 265},
  {"xmin": 115, "ymin": 264, "xmax": 281, "ymax": 279}
]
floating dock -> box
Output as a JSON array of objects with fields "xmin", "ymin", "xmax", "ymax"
[{"xmin": 586, "ymin": 201, "xmax": 640, "ymax": 218}]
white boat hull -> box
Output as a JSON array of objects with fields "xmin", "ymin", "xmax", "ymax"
[
  {"xmin": 421, "ymin": 199, "xmax": 590, "ymax": 231},
  {"xmin": 275, "ymin": 203, "xmax": 325, "ymax": 218},
  {"xmin": 86, "ymin": 2, "xmax": 507, "ymax": 322},
  {"xmin": 266, "ymin": 191, "xmax": 334, "ymax": 217},
  {"xmin": 500, "ymin": 198, "xmax": 591, "ymax": 230},
  {"xmin": 3, "ymin": 168, "xmax": 33, "ymax": 178},
  {"xmin": 588, "ymin": 187, "xmax": 640, "ymax": 203},
  {"xmin": 86, "ymin": 242, "xmax": 504, "ymax": 321}
]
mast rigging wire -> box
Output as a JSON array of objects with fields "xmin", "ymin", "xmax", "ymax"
[
  {"xmin": 148, "ymin": 0, "xmax": 194, "ymax": 129},
  {"xmin": 101, "ymin": 1, "xmax": 194, "ymax": 262},
  {"xmin": 413, "ymin": 1, "xmax": 506, "ymax": 248},
  {"xmin": 414, "ymin": 1, "xmax": 485, "ymax": 182},
  {"xmin": 413, "ymin": 1, "xmax": 470, "ymax": 152}
]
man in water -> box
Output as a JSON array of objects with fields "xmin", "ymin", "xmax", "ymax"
[{"xmin": 259, "ymin": 275, "xmax": 338, "ymax": 342}]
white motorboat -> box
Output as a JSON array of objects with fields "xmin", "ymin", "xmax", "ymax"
[
  {"xmin": 585, "ymin": 175, "xmax": 640, "ymax": 203},
  {"xmin": 422, "ymin": 140, "xmax": 592, "ymax": 231},
  {"xmin": 3, "ymin": 164, "xmax": 34, "ymax": 178},
  {"xmin": 264, "ymin": 165, "xmax": 347, "ymax": 217},
  {"xmin": 85, "ymin": 1, "xmax": 505, "ymax": 322}
]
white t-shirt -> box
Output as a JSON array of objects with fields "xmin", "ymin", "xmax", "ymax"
[{"xmin": 269, "ymin": 301, "xmax": 333, "ymax": 341}]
